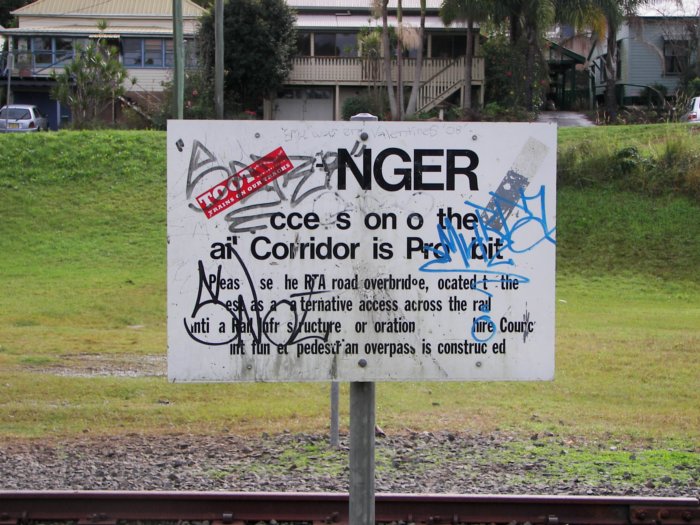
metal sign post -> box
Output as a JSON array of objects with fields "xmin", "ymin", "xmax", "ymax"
[
  {"xmin": 349, "ymin": 381, "xmax": 375, "ymax": 525},
  {"xmin": 346, "ymin": 112, "xmax": 379, "ymax": 525},
  {"xmin": 172, "ymin": 0, "xmax": 184, "ymax": 119}
]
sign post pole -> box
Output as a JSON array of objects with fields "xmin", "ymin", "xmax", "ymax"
[
  {"xmin": 349, "ymin": 381, "xmax": 375, "ymax": 525},
  {"xmin": 330, "ymin": 382, "xmax": 340, "ymax": 447}
]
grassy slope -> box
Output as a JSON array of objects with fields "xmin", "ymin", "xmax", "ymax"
[{"xmin": 0, "ymin": 127, "xmax": 698, "ymax": 444}]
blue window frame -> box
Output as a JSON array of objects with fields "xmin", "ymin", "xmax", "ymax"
[{"xmin": 121, "ymin": 38, "xmax": 197, "ymax": 68}]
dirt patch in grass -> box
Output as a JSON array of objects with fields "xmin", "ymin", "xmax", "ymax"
[{"xmin": 28, "ymin": 353, "xmax": 166, "ymax": 377}]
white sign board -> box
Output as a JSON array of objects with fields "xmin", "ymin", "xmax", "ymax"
[{"xmin": 167, "ymin": 121, "xmax": 556, "ymax": 382}]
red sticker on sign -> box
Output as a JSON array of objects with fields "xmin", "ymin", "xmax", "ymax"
[{"xmin": 195, "ymin": 147, "xmax": 293, "ymax": 218}]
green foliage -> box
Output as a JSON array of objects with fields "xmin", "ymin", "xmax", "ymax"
[
  {"xmin": 153, "ymin": 69, "xmax": 215, "ymax": 127},
  {"xmin": 198, "ymin": 0, "xmax": 297, "ymax": 113},
  {"xmin": 640, "ymin": 83, "xmax": 668, "ymax": 107},
  {"xmin": 686, "ymin": 77, "xmax": 700, "ymax": 97},
  {"xmin": 358, "ymin": 27, "xmax": 383, "ymax": 60},
  {"xmin": 0, "ymin": 0, "xmax": 31, "ymax": 27},
  {"xmin": 50, "ymin": 41, "xmax": 129, "ymax": 129},
  {"xmin": 481, "ymin": 101, "xmax": 536, "ymax": 122},
  {"xmin": 482, "ymin": 33, "xmax": 547, "ymax": 111},
  {"xmin": 341, "ymin": 92, "xmax": 386, "ymax": 120}
]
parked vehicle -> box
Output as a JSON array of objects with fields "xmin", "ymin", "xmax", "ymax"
[
  {"xmin": 681, "ymin": 96, "xmax": 699, "ymax": 123},
  {"xmin": 0, "ymin": 104, "xmax": 49, "ymax": 132}
]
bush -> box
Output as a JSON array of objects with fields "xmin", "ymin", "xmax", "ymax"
[
  {"xmin": 341, "ymin": 92, "xmax": 386, "ymax": 120},
  {"xmin": 481, "ymin": 102, "xmax": 535, "ymax": 122},
  {"xmin": 482, "ymin": 33, "xmax": 547, "ymax": 113}
]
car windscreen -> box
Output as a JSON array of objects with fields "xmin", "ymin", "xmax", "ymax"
[{"xmin": 0, "ymin": 108, "xmax": 32, "ymax": 119}]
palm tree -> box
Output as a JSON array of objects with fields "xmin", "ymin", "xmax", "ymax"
[
  {"xmin": 405, "ymin": 0, "xmax": 427, "ymax": 116},
  {"xmin": 441, "ymin": 0, "xmax": 493, "ymax": 111},
  {"xmin": 375, "ymin": 0, "xmax": 399, "ymax": 118}
]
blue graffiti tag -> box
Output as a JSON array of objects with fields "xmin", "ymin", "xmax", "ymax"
[{"xmin": 419, "ymin": 185, "xmax": 555, "ymax": 342}]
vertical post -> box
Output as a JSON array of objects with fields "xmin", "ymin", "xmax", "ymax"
[
  {"xmin": 346, "ymin": 114, "xmax": 378, "ymax": 525},
  {"xmin": 215, "ymin": 0, "xmax": 224, "ymax": 119},
  {"xmin": 172, "ymin": 0, "xmax": 184, "ymax": 119},
  {"xmin": 349, "ymin": 381, "xmax": 375, "ymax": 525},
  {"xmin": 5, "ymin": 50, "xmax": 12, "ymax": 130},
  {"xmin": 330, "ymin": 381, "xmax": 339, "ymax": 447}
]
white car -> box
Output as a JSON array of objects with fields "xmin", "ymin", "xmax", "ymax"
[
  {"xmin": 0, "ymin": 104, "xmax": 49, "ymax": 132},
  {"xmin": 681, "ymin": 96, "xmax": 699, "ymax": 123}
]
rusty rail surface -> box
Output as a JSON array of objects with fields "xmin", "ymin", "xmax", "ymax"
[{"xmin": 0, "ymin": 492, "xmax": 698, "ymax": 525}]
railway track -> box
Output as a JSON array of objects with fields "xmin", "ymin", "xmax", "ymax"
[{"xmin": 0, "ymin": 492, "xmax": 698, "ymax": 525}]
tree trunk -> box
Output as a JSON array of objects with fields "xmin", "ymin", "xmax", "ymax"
[
  {"xmin": 524, "ymin": 13, "xmax": 537, "ymax": 112},
  {"xmin": 464, "ymin": 20, "xmax": 474, "ymax": 111},
  {"xmin": 405, "ymin": 9, "xmax": 425, "ymax": 117},
  {"xmin": 382, "ymin": 0, "xmax": 398, "ymax": 119},
  {"xmin": 604, "ymin": 19, "xmax": 618, "ymax": 123},
  {"xmin": 396, "ymin": 0, "xmax": 404, "ymax": 119}
]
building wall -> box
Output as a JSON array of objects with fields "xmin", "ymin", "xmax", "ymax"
[
  {"xmin": 625, "ymin": 18, "xmax": 688, "ymax": 96},
  {"xmin": 127, "ymin": 68, "xmax": 172, "ymax": 92},
  {"xmin": 591, "ymin": 17, "xmax": 694, "ymax": 99}
]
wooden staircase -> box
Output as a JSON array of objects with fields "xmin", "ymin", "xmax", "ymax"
[{"xmin": 414, "ymin": 57, "xmax": 465, "ymax": 114}]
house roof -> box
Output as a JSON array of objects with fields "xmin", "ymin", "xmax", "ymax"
[
  {"xmin": 287, "ymin": 0, "xmax": 444, "ymax": 11},
  {"xmin": 636, "ymin": 0, "xmax": 699, "ymax": 17},
  {"xmin": 0, "ymin": 25, "xmax": 176, "ymax": 37},
  {"xmin": 12, "ymin": 0, "xmax": 205, "ymax": 18},
  {"xmin": 296, "ymin": 13, "xmax": 469, "ymax": 30}
]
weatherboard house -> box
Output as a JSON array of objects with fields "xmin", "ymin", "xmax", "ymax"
[
  {"xmin": 0, "ymin": 0, "xmax": 205, "ymax": 130},
  {"xmin": 0, "ymin": 0, "xmax": 483, "ymax": 127},
  {"xmin": 274, "ymin": 0, "xmax": 484, "ymax": 120},
  {"xmin": 589, "ymin": 1, "xmax": 700, "ymax": 103}
]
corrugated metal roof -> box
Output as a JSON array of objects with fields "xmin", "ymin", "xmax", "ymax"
[
  {"xmin": 0, "ymin": 25, "xmax": 181, "ymax": 36},
  {"xmin": 287, "ymin": 0, "xmax": 444, "ymax": 9},
  {"xmin": 296, "ymin": 13, "xmax": 469, "ymax": 30},
  {"xmin": 13, "ymin": 0, "xmax": 205, "ymax": 18}
]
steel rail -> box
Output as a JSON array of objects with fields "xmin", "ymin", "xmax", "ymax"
[{"xmin": 0, "ymin": 491, "xmax": 698, "ymax": 525}]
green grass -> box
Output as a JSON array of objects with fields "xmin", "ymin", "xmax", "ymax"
[
  {"xmin": 0, "ymin": 128, "xmax": 698, "ymax": 452},
  {"xmin": 558, "ymin": 124, "xmax": 700, "ymax": 199}
]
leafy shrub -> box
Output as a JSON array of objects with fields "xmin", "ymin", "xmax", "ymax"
[
  {"xmin": 641, "ymin": 83, "xmax": 668, "ymax": 107},
  {"xmin": 482, "ymin": 33, "xmax": 547, "ymax": 112},
  {"xmin": 341, "ymin": 92, "xmax": 385, "ymax": 121},
  {"xmin": 481, "ymin": 102, "xmax": 535, "ymax": 122}
]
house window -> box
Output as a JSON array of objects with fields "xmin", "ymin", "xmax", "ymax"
[
  {"xmin": 55, "ymin": 38, "xmax": 73, "ymax": 63},
  {"xmin": 431, "ymin": 34, "xmax": 466, "ymax": 58},
  {"xmin": 32, "ymin": 37, "xmax": 53, "ymax": 66},
  {"xmin": 121, "ymin": 38, "xmax": 196, "ymax": 68},
  {"xmin": 144, "ymin": 39, "xmax": 163, "ymax": 66},
  {"xmin": 122, "ymin": 39, "xmax": 143, "ymax": 66},
  {"xmin": 336, "ymin": 33, "xmax": 357, "ymax": 57},
  {"xmin": 664, "ymin": 40, "xmax": 689, "ymax": 75},
  {"xmin": 313, "ymin": 32, "xmax": 357, "ymax": 57},
  {"xmin": 314, "ymin": 33, "xmax": 336, "ymax": 56},
  {"xmin": 165, "ymin": 40, "xmax": 175, "ymax": 67},
  {"xmin": 296, "ymin": 32, "xmax": 311, "ymax": 56}
]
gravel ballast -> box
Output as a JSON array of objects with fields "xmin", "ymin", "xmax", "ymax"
[{"xmin": 1, "ymin": 431, "xmax": 697, "ymax": 497}]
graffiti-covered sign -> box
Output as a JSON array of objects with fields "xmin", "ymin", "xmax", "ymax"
[{"xmin": 167, "ymin": 121, "xmax": 556, "ymax": 382}]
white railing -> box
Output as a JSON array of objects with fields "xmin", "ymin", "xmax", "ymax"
[{"xmin": 288, "ymin": 56, "xmax": 484, "ymax": 85}]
